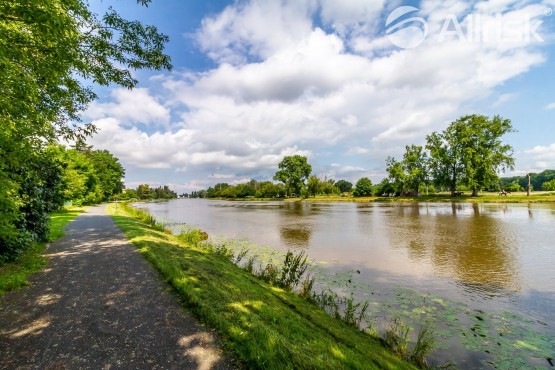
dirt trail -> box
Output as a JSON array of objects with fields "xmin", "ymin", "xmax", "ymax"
[{"xmin": 0, "ymin": 205, "xmax": 234, "ymax": 369}]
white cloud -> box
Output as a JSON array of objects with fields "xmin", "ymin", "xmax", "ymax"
[
  {"xmin": 86, "ymin": 88, "xmax": 170, "ymax": 127},
  {"xmin": 524, "ymin": 143, "xmax": 555, "ymax": 170},
  {"xmin": 492, "ymin": 93, "xmax": 518, "ymax": 107},
  {"xmin": 195, "ymin": 0, "xmax": 315, "ymax": 64},
  {"xmin": 88, "ymin": 0, "xmax": 553, "ymax": 191},
  {"xmin": 546, "ymin": 102, "xmax": 555, "ymax": 110},
  {"xmin": 346, "ymin": 147, "xmax": 369, "ymax": 155}
]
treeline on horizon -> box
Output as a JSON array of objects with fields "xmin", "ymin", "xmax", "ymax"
[
  {"xmin": 120, "ymin": 184, "xmax": 178, "ymax": 200},
  {"xmin": 185, "ymin": 168, "xmax": 555, "ymax": 200},
  {"xmin": 186, "ymin": 115, "xmax": 555, "ymax": 199}
]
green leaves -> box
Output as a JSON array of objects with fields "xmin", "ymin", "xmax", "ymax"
[
  {"xmin": 1, "ymin": 0, "xmax": 170, "ymax": 260},
  {"xmin": 274, "ymin": 155, "xmax": 312, "ymax": 196},
  {"xmin": 426, "ymin": 115, "xmax": 515, "ymax": 195}
]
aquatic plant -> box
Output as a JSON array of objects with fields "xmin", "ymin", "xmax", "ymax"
[{"xmin": 277, "ymin": 250, "xmax": 310, "ymax": 290}]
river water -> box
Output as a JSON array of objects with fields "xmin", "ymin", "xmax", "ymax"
[{"xmin": 137, "ymin": 199, "xmax": 555, "ymax": 368}]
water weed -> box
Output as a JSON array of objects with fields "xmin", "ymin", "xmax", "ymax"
[
  {"xmin": 385, "ymin": 317, "xmax": 411, "ymax": 358},
  {"xmin": 410, "ymin": 325, "xmax": 436, "ymax": 368},
  {"xmin": 277, "ymin": 250, "xmax": 310, "ymax": 290}
]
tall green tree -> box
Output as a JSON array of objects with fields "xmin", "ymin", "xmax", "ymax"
[
  {"xmin": 90, "ymin": 150, "xmax": 125, "ymax": 200},
  {"xmin": 385, "ymin": 157, "xmax": 406, "ymax": 194},
  {"xmin": 353, "ymin": 177, "xmax": 373, "ymax": 197},
  {"xmin": 273, "ymin": 155, "xmax": 312, "ymax": 196},
  {"xmin": 307, "ymin": 176, "xmax": 321, "ymax": 197},
  {"xmin": 403, "ymin": 145, "xmax": 429, "ymax": 195},
  {"xmin": 426, "ymin": 115, "xmax": 514, "ymax": 196}
]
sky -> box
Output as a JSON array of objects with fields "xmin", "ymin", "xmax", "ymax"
[{"xmin": 85, "ymin": 0, "xmax": 555, "ymax": 193}]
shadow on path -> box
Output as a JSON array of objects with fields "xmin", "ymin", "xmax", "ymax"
[{"xmin": 0, "ymin": 205, "xmax": 233, "ymax": 369}]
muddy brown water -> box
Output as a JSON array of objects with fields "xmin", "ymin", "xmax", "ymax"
[{"xmin": 138, "ymin": 199, "xmax": 555, "ymax": 368}]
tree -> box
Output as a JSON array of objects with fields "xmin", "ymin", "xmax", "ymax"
[
  {"xmin": 427, "ymin": 115, "xmax": 514, "ymax": 196},
  {"xmin": 386, "ymin": 157, "xmax": 406, "ymax": 194},
  {"xmin": 137, "ymin": 184, "xmax": 153, "ymax": 200},
  {"xmin": 353, "ymin": 177, "xmax": 373, "ymax": 197},
  {"xmin": 542, "ymin": 179, "xmax": 555, "ymax": 191},
  {"xmin": 90, "ymin": 150, "xmax": 125, "ymax": 200},
  {"xmin": 335, "ymin": 180, "xmax": 353, "ymax": 193},
  {"xmin": 1, "ymin": 0, "xmax": 170, "ymax": 260},
  {"xmin": 273, "ymin": 155, "xmax": 312, "ymax": 196},
  {"xmin": 307, "ymin": 176, "xmax": 321, "ymax": 197},
  {"xmin": 401, "ymin": 145, "xmax": 429, "ymax": 195}
]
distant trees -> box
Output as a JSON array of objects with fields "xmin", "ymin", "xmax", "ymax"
[
  {"xmin": 386, "ymin": 145, "xmax": 429, "ymax": 196},
  {"xmin": 353, "ymin": 177, "xmax": 373, "ymax": 197},
  {"xmin": 500, "ymin": 170, "xmax": 555, "ymax": 192},
  {"xmin": 335, "ymin": 180, "xmax": 353, "ymax": 193},
  {"xmin": 426, "ymin": 115, "xmax": 514, "ymax": 196},
  {"xmin": 126, "ymin": 184, "xmax": 177, "ymax": 200},
  {"xmin": 307, "ymin": 176, "xmax": 321, "ymax": 198},
  {"xmin": 542, "ymin": 179, "xmax": 555, "ymax": 191},
  {"xmin": 274, "ymin": 155, "xmax": 312, "ymax": 196}
]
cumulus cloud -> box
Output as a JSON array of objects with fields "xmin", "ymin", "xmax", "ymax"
[
  {"xmin": 524, "ymin": 143, "xmax": 555, "ymax": 170},
  {"xmin": 86, "ymin": 88, "xmax": 170, "ymax": 127},
  {"xmin": 88, "ymin": 0, "xmax": 554, "ymax": 191}
]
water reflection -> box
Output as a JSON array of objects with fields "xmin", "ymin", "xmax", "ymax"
[
  {"xmin": 140, "ymin": 199, "xmax": 555, "ymax": 324},
  {"xmin": 279, "ymin": 226, "xmax": 312, "ymax": 248},
  {"xmin": 384, "ymin": 203, "xmax": 520, "ymax": 296}
]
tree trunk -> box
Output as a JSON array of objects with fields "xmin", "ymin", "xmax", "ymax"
[
  {"xmin": 450, "ymin": 165, "xmax": 457, "ymax": 196},
  {"xmin": 472, "ymin": 188, "xmax": 479, "ymax": 197}
]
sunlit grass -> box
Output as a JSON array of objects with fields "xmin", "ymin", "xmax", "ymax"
[
  {"xmin": 108, "ymin": 203, "xmax": 416, "ymax": 369},
  {"xmin": 0, "ymin": 206, "xmax": 86, "ymax": 295}
]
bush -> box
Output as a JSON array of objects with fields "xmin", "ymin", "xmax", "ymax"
[{"xmin": 542, "ymin": 179, "xmax": 555, "ymax": 191}]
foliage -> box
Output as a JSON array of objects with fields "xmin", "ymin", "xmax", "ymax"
[
  {"xmin": 0, "ymin": 0, "xmax": 170, "ymax": 260},
  {"xmin": 307, "ymin": 176, "xmax": 322, "ymax": 197},
  {"xmin": 0, "ymin": 207, "xmax": 85, "ymax": 295},
  {"xmin": 353, "ymin": 177, "xmax": 373, "ymax": 197},
  {"xmin": 505, "ymin": 180, "xmax": 522, "ymax": 192},
  {"xmin": 335, "ymin": 179, "xmax": 353, "ymax": 193},
  {"xmin": 274, "ymin": 155, "xmax": 312, "ymax": 196},
  {"xmin": 427, "ymin": 115, "xmax": 515, "ymax": 196},
  {"xmin": 500, "ymin": 170, "xmax": 555, "ymax": 192},
  {"xmin": 386, "ymin": 145, "xmax": 429, "ymax": 196},
  {"xmin": 200, "ymin": 180, "xmax": 285, "ymax": 199},
  {"xmin": 542, "ymin": 179, "xmax": 555, "ymax": 191}
]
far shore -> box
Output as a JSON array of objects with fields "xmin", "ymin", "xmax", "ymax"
[{"xmin": 180, "ymin": 191, "xmax": 555, "ymax": 204}]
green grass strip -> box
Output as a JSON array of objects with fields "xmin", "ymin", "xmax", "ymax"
[
  {"xmin": 108, "ymin": 203, "xmax": 416, "ymax": 370},
  {"xmin": 0, "ymin": 207, "xmax": 86, "ymax": 295}
]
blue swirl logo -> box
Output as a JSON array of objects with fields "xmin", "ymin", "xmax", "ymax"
[{"xmin": 386, "ymin": 6, "xmax": 428, "ymax": 49}]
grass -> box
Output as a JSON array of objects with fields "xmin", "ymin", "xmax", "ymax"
[
  {"xmin": 108, "ymin": 203, "xmax": 417, "ymax": 369},
  {"xmin": 290, "ymin": 191, "xmax": 555, "ymax": 203},
  {"xmin": 0, "ymin": 206, "xmax": 86, "ymax": 296}
]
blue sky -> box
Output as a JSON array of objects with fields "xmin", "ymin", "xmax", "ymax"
[{"xmin": 86, "ymin": 0, "xmax": 555, "ymax": 193}]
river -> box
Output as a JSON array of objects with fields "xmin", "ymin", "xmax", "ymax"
[{"xmin": 137, "ymin": 199, "xmax": 555, "ymax": 368}]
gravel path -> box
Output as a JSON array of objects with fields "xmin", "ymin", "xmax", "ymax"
[{"xmin": 0, "ymin": 205, "xmax": 234, "ymax": 369}]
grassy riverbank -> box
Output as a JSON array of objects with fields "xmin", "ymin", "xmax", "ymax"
[
  {"xmin": 107, "ymin": 203, "xmax": 417, "ymax": 369},
  {"xmin": 0, "ymin": 206, "xmax": 86, "ymax": 295},
  {"xmin": 288, "ymin": 191, "xmax": 555, "ymax": 203}
]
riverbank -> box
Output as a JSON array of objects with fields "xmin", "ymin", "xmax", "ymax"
[
  {"xmin": 107, "ymin": 203, "xmax": 418, "ymax": 369},
  {"xmin": 0, "ymin": 207, "xmax": 86, "ymax": 295},
  {"xmin": 283, "ymin": 191, "xmax": 555, "ymax": 203}
]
